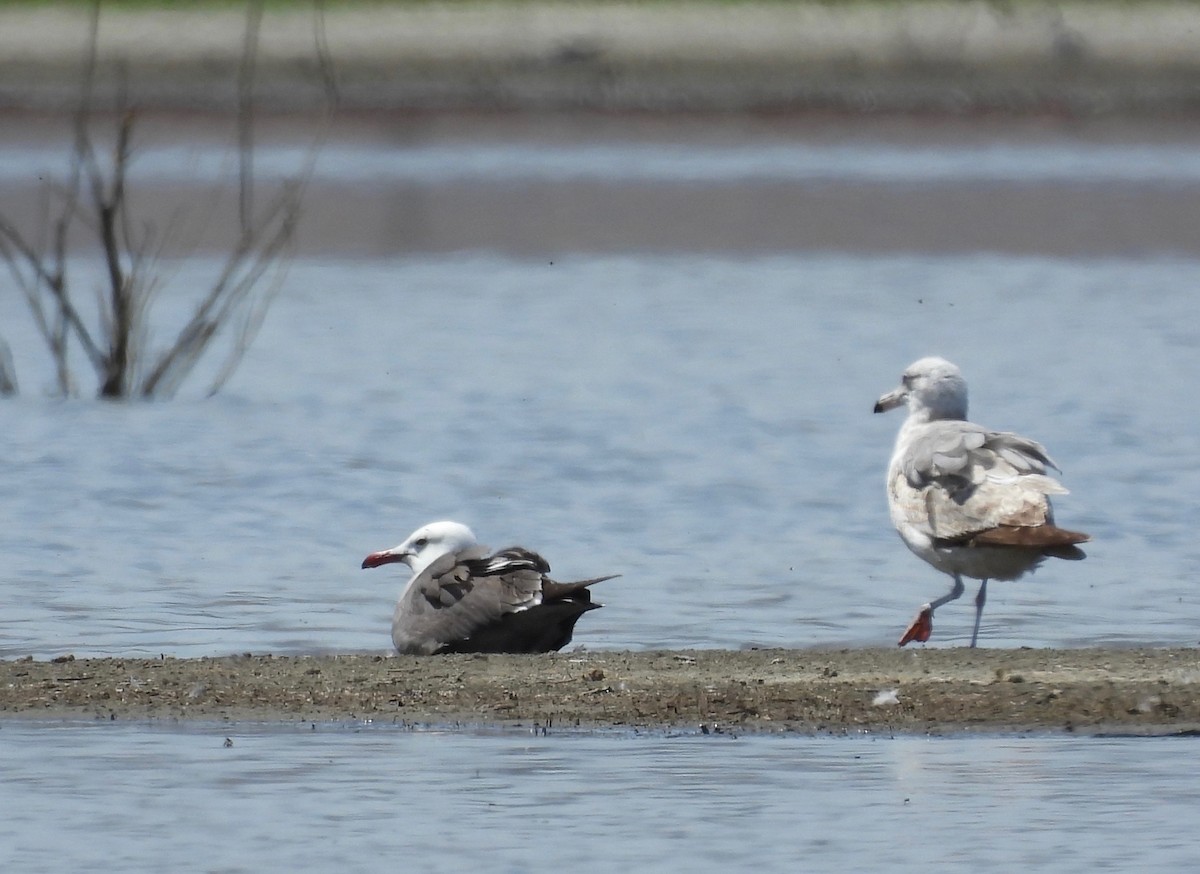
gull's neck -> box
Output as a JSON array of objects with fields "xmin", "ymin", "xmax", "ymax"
[
  {"xmin": 906, "ymin": 397, "xmax": 967, "ymax": 425},
  {"xmin": 893, "ymin": 402, "xmax": 960, "ymax": 460}
]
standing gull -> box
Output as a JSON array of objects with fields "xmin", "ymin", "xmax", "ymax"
[
  {"xmin": 361, "ymin": 520, "xmax": 616, "ymax": 655},
  {"xmin": 874, "ymin": 357, "xmax": 1089, "ymax": 647}
]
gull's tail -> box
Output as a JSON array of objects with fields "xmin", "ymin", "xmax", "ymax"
[{"xmin": 969, "ymin": 524, "xmax": 1090, "ymax": 559}]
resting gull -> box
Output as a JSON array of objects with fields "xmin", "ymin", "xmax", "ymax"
[
  {"xmin": 361, "ymin": 520, "xmax": 616, "ymax": 655},
  {"xmin": 874, "ymin": 357, "xmax": 1089, "ymax": 647}
]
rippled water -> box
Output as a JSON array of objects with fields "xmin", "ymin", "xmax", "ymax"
[
  {"xmin": 3, "ymin": 722, "xmax": 1199, "ymax": 873},
  {"xmin": 2, "ymin": 253, "xmax": 1198, "ymax": 657},
  {"xmin": 3, "ymin": 115, "xmax": 1200, "ymax": 871}
]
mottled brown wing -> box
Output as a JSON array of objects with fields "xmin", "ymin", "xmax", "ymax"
[
  {"xmin": 895, "ymin": 420, "xmax": 1072, "ymax": 543},
  {"xmin": 918, "ymin": 472, "xmax": 1061, "ymax": 541}
]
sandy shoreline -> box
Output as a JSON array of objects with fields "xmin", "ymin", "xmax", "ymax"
[
  {"xmin": 2, "ymin": 3, "xmax": 1200, "ymax": 113},
  {"xmin": 4, "ymin": 648, "xmax": 1200, "ymax": 734}
]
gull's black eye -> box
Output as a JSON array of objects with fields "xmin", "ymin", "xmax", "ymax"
[{"xmin": 413, "ymin": 537, "xmax": 429, "ymax": 549}]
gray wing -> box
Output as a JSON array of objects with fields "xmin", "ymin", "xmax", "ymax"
[
  {"xmin": 900, "ymin": 421, "xmax": 1058, "ymax": 489},
  {"xmin": 392, "ymin": 551, "xmax": 543, "ymax": 655},
  {"xmin": 893, "ymin": 420, "xmax": 1068, "ymax": 541}
]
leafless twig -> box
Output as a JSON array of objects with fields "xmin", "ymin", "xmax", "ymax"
[{"xmin": 0, "ymin": 0, "xmax": 331, "ymax": 400}]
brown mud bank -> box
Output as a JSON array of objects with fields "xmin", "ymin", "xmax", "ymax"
[
  {"xmin": 3, "ymin": 3, "xmax": 1200, "ymax": 114},
  {"xmin": 4, "ymin": 648, "xmax": 1200, "ymax": 734}
]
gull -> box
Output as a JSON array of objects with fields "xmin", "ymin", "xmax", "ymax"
[
  {"xmin": 361, "ymin": 520, "xmax": 616, "ymax": 655},
  {"xmin": 874, "ymin": 357, "xmax": 1090, "ymax": 647}
]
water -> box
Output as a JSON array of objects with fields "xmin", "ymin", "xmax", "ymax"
[
  {"xmin": 3, "ymin": 113, "xmax": 1200, "ymax": 871},
  {"xmin": 1, "ymin": 253, "xmax": 1196, "ymax": 657},
  {"xmin": 2, "ymin": 721, "xmax": 1198, "ymax": 873},
  {"xmin": 12, "ymin": 136, "xmax": 1200, "ymax": 185}
]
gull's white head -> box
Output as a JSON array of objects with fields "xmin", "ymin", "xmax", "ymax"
[
  {"xmin": 874, "ymin": 356, "xmax": 968, "ymax": 422},
  {"xmin": 361, "ymin": 520, "xmax": 479, "ymax": 577}
]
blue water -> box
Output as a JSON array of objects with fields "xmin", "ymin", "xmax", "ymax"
[
  {"xmin": 1, "ymin": 253, "xmax": 1197, "ymax": 657},
  {"xmin": 2, "ymin": 722, "xmax": 1198, "ymax": 873},
  {"xmin": 3, "ymin": 118, "xmax": 1200, "ymax": 873},
  {"xmin": 7, "ymin": 132, "xmax": 1200, "ymax": 185}
]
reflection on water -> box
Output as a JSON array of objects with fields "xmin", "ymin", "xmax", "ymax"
[{"xmin": 3, "ymin": 722, "xmax": 1199, "ymax": 873}]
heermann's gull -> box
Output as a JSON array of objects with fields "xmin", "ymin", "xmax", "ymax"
[
  {"xmin": 874, "ymin": 357, "xmax": 1090, "ymax": 647},
  {"xmin": 361, "ymin": 520, "xmax": 616, "ymax": 655}
]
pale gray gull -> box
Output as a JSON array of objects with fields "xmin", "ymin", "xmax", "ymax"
[
  {"xmin": 874, "ymin": 357, "xmax": 1089, "ymax": 647},
  {"xmin": 361, "ymin": 520, "xmax": 616, "ymax": 655}
]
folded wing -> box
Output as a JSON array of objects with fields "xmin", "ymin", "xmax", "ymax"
[
  {"xmin": 394, "ymin": 547, "xmax": 614, "ymax": 654},
  {"xmin": 894, "ymin": 421, "xmax": 1088, "ymax": 551}
]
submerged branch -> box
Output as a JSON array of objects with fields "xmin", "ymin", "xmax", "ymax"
[
  {"xmin": 2, "ymin": 0, "xmax": 329, "ymax": 400},
  {"xmin": 0, "ymin": 338, "xmax": 17, "ymax": 396},
  {"xmin": 238, "ymin": 1, "xmax": 264, "ymax": 235}
]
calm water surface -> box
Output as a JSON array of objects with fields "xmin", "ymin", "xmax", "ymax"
[
  {"xmin": 3, "ymin": 722, "xmax": 1199, "ymax": 873},
  {"xmin": 3, "ymin": 117, "xmax": 1200, "ymax": 871}
]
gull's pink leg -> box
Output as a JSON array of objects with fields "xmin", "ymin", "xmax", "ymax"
[
  {"xmin": 899, "ymin": 606, "xmax": 933, "ymax": 646},
  {"xmin": 898, "ymin": 574, "xmax": 965, "ymax": 647}
]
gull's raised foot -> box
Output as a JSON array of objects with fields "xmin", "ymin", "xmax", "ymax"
[{"xmin": 898, "ymin": 604, "xmax": 934, "ymax": 647}]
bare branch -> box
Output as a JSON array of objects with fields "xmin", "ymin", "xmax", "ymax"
[
  {"xmin": 97, "ymin": 106, "xmax": 136, "ymax": 398},
  {"xmin": 139, "ymin": 182, "xmax": 301, "ymax": 398},
  {"xmin": 312, "ymin": 0, "xmax": 340, "ymax": 111},
  {"xmin": 3, "ymin": 0, "xmax": 329, "ymax": 400},
  {"xmin": 0, "ymin": 215, "xmax": 104, "ymax": 373},
  {"xmin": 0, "ymin": 338, "xmax": 17, "ymax": 396},
  {"xmin": 238, "ymin": 1, "xmax": 264, "ymax": 234},
  {"xmin": 205, "ymin": 263, "xmax": 285, "ymax": 398}
]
